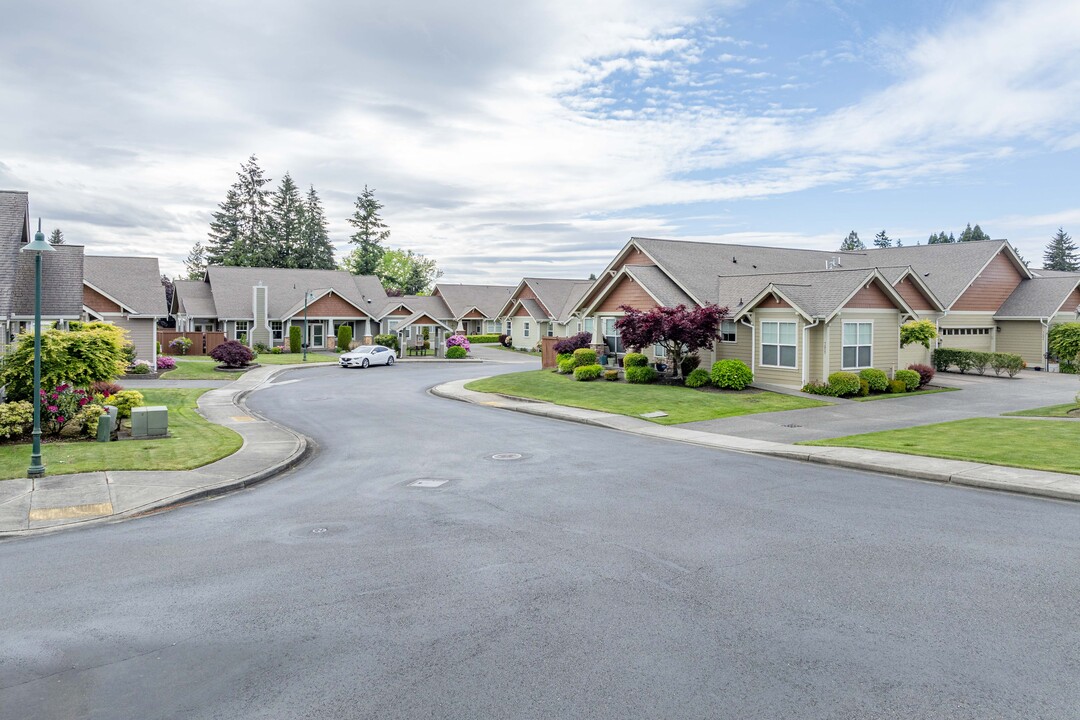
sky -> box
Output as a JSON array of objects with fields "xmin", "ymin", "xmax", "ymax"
[{"xmin": 2, "ymin": 0, "xmax": 1079, "ymax": 283}]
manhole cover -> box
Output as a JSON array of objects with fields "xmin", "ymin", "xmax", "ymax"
[
  {"xmin": 490, "ymin": 453, "xmax": 523, "ymax": 461},
  {"xmin": 781, "ymin": 424, "xmax": 802, "ymax": 428},
  {"xmin": 409, "ymin": 479, "xmax": 449, "ymax": 488}
]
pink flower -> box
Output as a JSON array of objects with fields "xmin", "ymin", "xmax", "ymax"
[
  {"xmin": 78, "ymin": 398, "xmax": 89, "ymax": 406},
  {"xmin": 57, "ymin": 416, "xmax": 65, "ymax": 424},
  {"xmin": 47, "ymin": 405, "xmax": 59, "ymax": 413}
]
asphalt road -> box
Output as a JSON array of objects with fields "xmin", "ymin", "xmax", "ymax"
[{"xmin": 1, "ymin": 361, "xmax": 1078, "ymax": 720}]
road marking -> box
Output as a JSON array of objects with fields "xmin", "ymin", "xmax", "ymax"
[
  {"xmin": 29, "ymin": 502, "xmax": 114, "ymax": 521},
  {"xmin": 409, "ymin": 479, "xmax": 448, "ymax": 488}
]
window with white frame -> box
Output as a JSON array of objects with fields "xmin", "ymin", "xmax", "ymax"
[
  {"xmin": 584, "ymin": 318, "xmax": 594, "ymax": 335},
  {"xmin": 505, "ymin": 320, "xmax": 512, "ymax": 335},
  {"xmin": 546, "ymin": 324, "xmax": 554, "ymax": 337},
  {"xmin": 524, "ymin": 321, "xmax": 530, "ymax": 338},
  {"xmin": 485, "ymin": 320, "xmax": 496, "ymax": 333},
  {"xmin": 760, "ymin": 321, "xmax": 796, "ymax": 368},
  {"xmin": 387, "ymin": 319, "xmax": 400, "ymax": 333},
  {"xmin": 720, "ymin": 319, "xmax": 737, "ymax": 343},
  {"xmin": 940, "ymin": 327, "xmax": 991, "ymax": 336},
  {"xmin": 270, "ymin": 321, "xmax": 283, "ymax": 343},
  {"xmin": 653, "ymin": 343, "xmax": 667, "ymax": 358},
  {"xmin": 842, "ymin": 322, "xmax": 873, "ymax": 369},
  {"xmin": 234, "ymin": 321, "xmax": 249, "ymax": 341}
]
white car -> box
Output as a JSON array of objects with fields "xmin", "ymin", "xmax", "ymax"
[{"xmin": 339, "ymin": 345, "xmax": 397, "ymax": 369}]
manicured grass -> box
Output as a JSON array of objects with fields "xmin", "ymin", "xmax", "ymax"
[
  {"xmin": 161, "ymin": 353, "xmax": 335, "ymax": 379},
  {"xmin": 482, "ymin": 343, "xmax": 542, "ymax": 357},
  {"xmin": 0, "ymin": 389, "xmax": 242, "ymax": 480},
  {"xmin": 801, "ymin": 418, "xmax": 1080, "ymax": 475},
  {"xmin": 465, "ymin": 369, "xmax": 829, "ymax": 425},
  {"xmin": 1002, "ymin": 404, "xmax": 1079, "ymax": 418},
  {"xmin": 851, "ymin": 386, "xmax": 958, "ymax": 402}
]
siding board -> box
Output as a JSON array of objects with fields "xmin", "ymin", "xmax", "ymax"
[
  {"xmin": 952, "ymin": 252, "xmax": 1024, "ymax": 311},
  {"xmin": 597, "ymin": 276, "xmax": 658, "ymax": 312}
]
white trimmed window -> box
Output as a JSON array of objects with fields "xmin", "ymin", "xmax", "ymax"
[
  {"xmin": 761, "ymin": 321, "xmax": 796, "ymax": 368},
  {"xmin": 940, "ymin": 327, "xmax": 991, "ymax": 336},
  {"xmin": 270, "ymin": 321, "xmax": 283, "ymax": 342},
  {"xmin": 653, "ymin": 343, "xmax": 667, "ymax": 358},
  {"xmin": 524, "ymin": 321, "xmax": 531, "ymax": 338},
  {"xmin": 505, "ymin": 320, "xmax": 512, "ymax": 335},
  {"xmin": 546, "ymin": 324, "xmax": 554, "ymax": 337},
  {"xmin": 387, "ymin": 319, "xmax": 400, "ymax": 333},
  {"xmin": 584, "ymin": 318, "xmax": 594, "ymax": 335},
  {"xmin": 721, "ymin": 319, "xmax": 737, "ymax": 343},
  {"xmin": 234, "ymin": 321, "xmax": 249, "ymax": 341},
  {"xmin": 485, "ymin": 320, "xmax": 496, "ymax": 333},
  {"xmin": 842, "ymin": 322, "xmax": 873, "ymax": 369}
]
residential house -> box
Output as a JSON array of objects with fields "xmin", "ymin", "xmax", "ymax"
[
  {"xmin": 82, "ymin": 255, "xmax": 168, "ymax": 367},
  {"xmin": 430, "ymin": 283, "xmax": 515, "ymax": 335},
  {"xmin": 497, "ymin": 278, "xmax": 593, "ymax": 350}
]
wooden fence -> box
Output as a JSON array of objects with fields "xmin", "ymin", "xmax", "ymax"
[
  {"xmin": 540, "ymin": 336, "xmax": 562, "ymax": 369},
  {"xmin": 160, "ymin": 330, "xmax": 227, "ymax": 356}
]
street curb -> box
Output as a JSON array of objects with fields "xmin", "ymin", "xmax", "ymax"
[{"xmin": 430, "ymin": 379, "xmax": 1080, "ymax": 505}]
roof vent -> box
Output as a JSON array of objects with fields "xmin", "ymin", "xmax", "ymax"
[
  {"xmin": 732, "ymin": 256, "xmax": 737, "ymax": 263},
  {"xmin": 825, "ymin": 257, "xmax": 840, "ymax": 270}
]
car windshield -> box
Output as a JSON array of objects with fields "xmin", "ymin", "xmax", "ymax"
[{"xmin": 353, "ymin": 346, "xmax": 375, "ymax": 353}]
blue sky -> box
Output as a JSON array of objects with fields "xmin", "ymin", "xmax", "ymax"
[{"xmin": 1, "ymin": 0, "xmax": 1078, "ymax": 281}]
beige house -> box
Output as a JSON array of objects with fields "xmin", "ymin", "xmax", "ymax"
[
  {"xmin": 497, "ymin": 278, "xmax": 593, "ymax": 350},
  {"xmin": 82, "ymin": 256, "xmax": 168, "ymax": 367}
]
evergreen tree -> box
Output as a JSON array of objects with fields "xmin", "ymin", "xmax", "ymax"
[
  {"xmin": 226, "ymin": 154, "xmax": 274, "ymax": 266},
  {"xmin": 839, "ymin": 230, "xmax": 865, "ymax": 251},
  {"xmin": 971, "ymin": 224, "xmax": 989, "ymax": 242},
  {"xmin": 206, "ymin": 187, "xmax": 242, "ymax": 265},
  {"xmin": 266, "ymin": 172, "xmax": 305, "ymax": 268},
  {"xmin": 1043, "ymin": 227, "xmax": 1079, "ymax": 271},
  {"xmin": 928, "ymin": 231, "xmax": 955, "ymax": 244},
  {"xmin": 958, "ymin": 223, "xmax": 975, "ymax": 243},
  {"xmin": 49, "ymin": 228, "xmax": 64, "ymax": 244},
  {"xmin": 185, "ymin": 241, "xmax": 208, "ymax": 279},
  {"xmin": 297, "ymin": 186, "xmax": 336, "ymax": 270},
  {"xmin": 873, "ymin": 230, "xmax": 892, "ymax": 248},
  {"xmin": 346, "ymin": 185, "xmax": 390, "ymax": 275}
]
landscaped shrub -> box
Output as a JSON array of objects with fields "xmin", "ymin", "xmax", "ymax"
[
  {"xmin": 858, "ymin": 368, "xmax": 888, "ymax": 392},
  {"xmin": 680, "ymin": 354, "xmax": 702, "ymax": 378},
  {"xmin": 572, "ymin": 348, "xmax": 597, "ymax": 367},
  {"xmin": 210, "ymin": 340, "xmax": 255, "ymax": 368},
  {"xmin": 270, "ymin": 346, "xmax": 284, "ymax": 354},
  {"xmin": 557, "ymin": 358, "xmax": 575, "ymax": 374},
  {"xmin": 105, "ymin": 389, "xmax": 144, "ymax": 419},
  {"xmin": 623, "ymin": 352, "xmax": 649, "ymax": 368},
  {"xmin": 603, "ymin": 370, "xmax": 620, "ymax": 381},
  {"xmin": 900, "ymin": 319, "xmax": 937, "ymax": 349},
  {"xmin": 253, "ymin": 342, "xmax": 271, "ymax": 354},
  {"xmin": 887, "ymin": 379, "xmax": 906, "ymax": 393},
  {"xmin": 969, "ymin": 351, "xmax": 992, "ymax": 375},
  {"xmin": 156, "ymin": 356, "xmax": 176, "ymax": 371},
  {"xmin": 0, "ymin": 400, "xmax": 33, "ymax": 439},
  {"xmin": 169, "ymin": 336, "xmax": 193, "ymax": 355},
  {"xmin": 625, "ymin": 365, "xmax": 657, "ymax": 384},
  {"xmin": 128, "ymin": 360, "xmax": 152, "ymax": 375},
  {"xmin": 466, "ymin": 334, "xmax": 501, "ymax": 344},
  {"xmin": 573, "ymin": 364, "xmax": 603, "ymax": 381},
  {"xmin": 446, "ymin": 346, "xmax": 467, "ymax": 359},
  {"xmin": 553, "ymin": 332, "xmax": 592, "ymax": 355},
  {"xmin": 710, "ymin": 359, "xmax": 753, "ymax": 390},
  {"xmin": 1048, "ymin": 322, "xmax": 1080, "ymax": 365},
  {"xmin": 827, "ymin": 371, "xmax": 861, "ymax": 397},
  {"xmin": 77, "ymin": 404, "xmax": 107, "ymax": 436},
  {"xmin": 990, "ymin": 353, "xmax": 1024, "ymax": 378},
  {"xmin": 121, "ymin": 343, "xmax": 138, "ymax": 366},
  {"xmin": 0, "ymin": 323, "xmax": 128, "ymax": 401},
  {"xmin": 91, "ymin": 380, "xmax": 123, "ymax": 398},
  {"xmin": 801, "ymin": 381, "xmax": 835, "ymax": 396},
  {"xmin": 684, "ymin": 368, "xmax": 711, "ymax": 388},
  {"xmin": 446, "ymin": 335, "xmax": 471, "ymax": 353},
  {"xmin": 336, "ymin": 325, "xmax": 353, "ymax": 352},
  {"xmin": 374, "ymin": 333, "xmax": 399, "ymax": 352},
  {"xmin": 908, "ymin": 363, "xmax": 935, "ymax": 387},
  {"xmin": 289, "ymin": 326, "xmax": 302, "ymax": 353},
  {"xmin": 499, "ymin": 334, "xmax": 513, "ymax": 348},
  {"xmin": 858, "ymin": 379, "xmax": 870, "ymax": 397},
  {"xmin": 894, "ymin": 369, "xmax": 921, "ymax": 392},
  {"xmin": 556, "ymin": 352, "xmax": 573, "ymax": 365}
]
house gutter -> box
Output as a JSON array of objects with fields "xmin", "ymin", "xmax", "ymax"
[
  {"xmin": 802, "ymin": 317, "xmax": 821, "ymax": 387},
  {"xmin": 740, "ymin": 315, "xmax": 755, "ymax": 375},
  {"xmin": 1041, "ymin": 317, "xmax": 1051, "ymax": 369}
]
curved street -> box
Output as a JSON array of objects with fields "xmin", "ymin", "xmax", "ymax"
[{"xmin": 1, "ymin": 359, "xmax": 1079, "ymax": 720}]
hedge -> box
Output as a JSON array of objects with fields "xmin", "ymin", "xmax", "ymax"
[
  {"xmin": 710, "ymin": 359, "xmax": 753, "ymax": 390},
  {"xmin": 1048, "ymin": 322, "xmax": 1080, "ymax": 364},
  {"xmin": 894, "ymin": 369, "xmax": 921, "ymax": 392},
  {"xmin": 684, "ymin": 368, "xmax": 711, "ymax": 388},
  {"xmin": 623, "ymin": 352, "xmax": 649, "ymax": 368},
  {"xmin": 572, "ymin": 348, "xmax": 597, "ymax": 367},
  {"xmin": 858, "ymin": 368, "xmax": 888, "ymax": 392},
  {"xmin": 573, "ymin": 364, "xmax": 603, "ymax": 381},
  {"xmin": 827, "ymin": 371, "xmax": 861, "ymax": 397},
  {"xmin": 625, "ymin": 365, "xmax": 657, "ymax": 384},
  {"xmin": 374, "ymin": 333, "xmax": 399, "ymax": 352},
  {"xmin": 933, "ymin": 348, "xmax": 1023, "ymax": 377},
  {"xmin": 466, "ymin": 334, "xmax": 502, "ymax": 344}
]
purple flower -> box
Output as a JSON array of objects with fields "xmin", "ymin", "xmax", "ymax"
[
  {"xmin": 56, "ymin": 416, "xmax": 65, "ymax": 424},
  {"xmin": 47, "ymin": 405, "xmax": 59, "ymax": 413}
]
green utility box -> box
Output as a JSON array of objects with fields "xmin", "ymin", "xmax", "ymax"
[
  {"xmin": 97, "ymin": 406, "xmax": 118, "ymax": 442},
  {"xmin": 130, "ymin": 405, "xmax": 168, "ymax": 438}
]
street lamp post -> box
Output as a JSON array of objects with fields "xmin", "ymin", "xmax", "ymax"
[
  {"xmin": 21, "ymin": 219, "xmax": 55, "ymax": 479},
  {"xmin": 302, "ymin": 291, "xmax": 312, "ymax": 362}
]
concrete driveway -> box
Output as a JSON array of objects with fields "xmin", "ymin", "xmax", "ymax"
[{"xmin": 685, "ymin": 370, "xmax": 1080, "ymax": 442}]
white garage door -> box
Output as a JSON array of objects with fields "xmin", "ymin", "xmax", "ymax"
[{"xmin": 938, "ymin": 327, "xmax": 993, "ymax": 352}]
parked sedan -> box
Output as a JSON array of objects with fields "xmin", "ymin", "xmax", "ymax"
[{"xmin": 339, "ymin": 345, "xmax": 397, "ymax": 369}]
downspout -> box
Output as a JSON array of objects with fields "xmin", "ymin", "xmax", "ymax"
[
  {"xmin": 1041, "ymin": 318, "xmax": 1050, "ymax": 370},
  {"xmin": 802, "ymin": 317, "xmax": 821, "ymax": 387},
  {"xmin": 740, "ymin": 315, "xmax": 755, "ymax": 375}
]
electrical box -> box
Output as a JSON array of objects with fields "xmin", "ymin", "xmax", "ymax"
[{"xmin": 131, "ymin": 406, "xmax": 168, "ymax": 438}]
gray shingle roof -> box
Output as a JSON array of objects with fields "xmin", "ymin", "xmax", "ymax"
[
  {"xmin": 83, "ymin": 255, "xmax": 166, "ymax": 316},
  {"xmin": 205, "ymin": 266, "xmax": 386, "ymax": 319},
  {"xmin": 623, "ymin": 265, "xmax": 695, "ymax": 308},
  {"xmin": 433, "ymin": 283, "xmax": 515, "ymax": 319},
  {"xmin": 518, "ymin": 298, "xmax": 549, "ymax": 320},
  {"xmin": 521, "ymin": 277, "xmax": 592, "ymax": 323},
  {"xmin": 995, "ymin": 277, "xmax": 1080, "ymax": 318},
  {"xmin": 0, "ymin": 191, "xmax": 30, "ymax": 319},
  {"xmin": 378, "ymin": 294, "xmax": 452, "ymax": 321},
  {"xmin": 722, "ymin": 268, "xmax": 901, "ymax": 319},
  {"xmin": 172, "ymin": 280, "xmax": 217, "ymax": 317},
  {"xmin": 13, "ymin": 244, "xmax": 85, "ymax": 318},
  {"xmin": 1030, "ymin": 268, "xmax": 1080, "ymax": 278}
]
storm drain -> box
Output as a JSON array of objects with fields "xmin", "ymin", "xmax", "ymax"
[
  {"xmin": 489, "ymin": 453, "xmax": 523, "ymax": 461},
  {"xmin": 409, "ymin": 479, "xmax": 449, "ymax": 488}
]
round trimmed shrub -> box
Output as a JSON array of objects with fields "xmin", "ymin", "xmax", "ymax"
[
  {"xmin": 572, "ymin": 348, "xmax": 597, "ymax": 367},
  {"xmin": 557, "ymin": 358, "xmax": 575, "ymax": 374},
  {"xmin": 858, "ymin": 379, "xmax": 870, "ymax": 397},
  {"xmin": 105, "ymin": 389, "xmax": 145, "ymax": 419},
  {"xmin": 684, "ymin": 368, "xmax": 711, "ymax": 388},
  {"xmin": 680, "ymin": 354, "xmax": 702, "ymax": 377},
  {"xmin": 573, "ymin": 364, "xmax": 603, "ymax": 381},
  {"xmin": 445, "ymin": 346, "xmax": 467, "ymax": 359},
  {"xmin": 907, "ymin": 363, "xmax": 935, "ymax": 387},
  {"xmin": 894, "ymin": 369, "xmax": 920, "ymax": 392},
  {"xmin": 827, "ymin": 371, "xmax": 861, "ymax": 397},
  {"xmin": 801, "ymin": 381, "xmax": 835, "ymax": 396},
  {"xmin": 625, "ymin": 365, "xmax": 657, "ymax": 384},
  {"xmin": 603, "ymin": 369, "xmax": 620, "ymax": 381},
  {"xmin": 858, "ymin": 368, "xmax": 888, "ymax": 392},
  {"xmin": 556, "ymin": 353, "xmax": 573, "ymax": 366},
  {"xmin": 710, "ymin": 359, "xmax": 753, "ymax": 390},
  {"xmin": 210, "ymin": 339, "xmax": 255, "ymax": 368},
  {"xmin": 0, "ymin": 400, "xmax": 33, "ymax": 439},
  {"xmin": 623, "ymin": 352, "xmax": 649, "ymax": 368},
  {"xmin": 888, "ymin": 379, "xmax": 908, "ymax": 394}
]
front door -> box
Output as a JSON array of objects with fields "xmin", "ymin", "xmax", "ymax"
[{"xmin": 309, "ymin": 322, "xmax": 325, "ymax": 349}]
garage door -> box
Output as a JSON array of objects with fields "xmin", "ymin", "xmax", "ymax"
[{"xmin": 938, "ymin": 327, "xmax": 993, "ymax": 352}]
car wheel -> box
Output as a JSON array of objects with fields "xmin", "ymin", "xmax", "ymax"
[
  {"xmin": 387, "ymin": 356, "xmax": 395, "ymax": 366},
  {"xmin": 361, "ymin": 359, "xmax": 369, "ymax": 368}
]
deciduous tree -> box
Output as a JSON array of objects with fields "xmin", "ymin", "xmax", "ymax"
[{"xmin": 614, "ymin": 304, "xmax": 728, "ymax": 378}]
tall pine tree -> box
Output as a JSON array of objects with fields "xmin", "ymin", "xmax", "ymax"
[
  {"xmin": 297, "ymin": 186, "xmax": 336, "ymax": 270},
  {"xmin": 839, "ymin": 230, "xmax": 865, "ymax": 251},
  {"xmin": 345, "ymin": 185, "xmax": 389, "ymax": 275},
  {"xmin": 1043, "ymin": 227, "xmax": 1079, "ymax": 271},
  {"xmin": 928, "ymin": 231, "xmax": 955, "ymax": 244},
  {"xmin": 266, "ymin": 172, "xmax": 305, "ymax": 267},
  {"xmin": 49, "ymin": 228, "xmax": 64, "ymax": 244},
  {"xmin": 227, "ymin": 154, "xmax": 274, "ymax": 266},
  {"xmin": 185, "ymin": 241, "xmax": 208, "ymax": 279},
  {"xmin": 205, "ymin": 186, "xmax": 242, "ymax": 265},
  {"xmin": 873, "ymin": 230, "xmax": 892, "ymax": 248}
]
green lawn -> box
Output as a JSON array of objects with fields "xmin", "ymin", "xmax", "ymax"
[
  {"xmin": 465, "ymin": 369, "xmax": 829, "ymax": 425},
  {"xmin": 801, "ymin": 418, "xmax": 1080, "ymax": 475},
  {"xmin": 0, "ymin": 389, "xmax": 242, "ymax": 480},
  {"xmin": 851, "ymin": 387, "xmax": 958, "ymax": 402},
  {"xmin": 162, "ymin": 353, "xmax": 335, "ymax": 379},
  {"xmin": 482, "ymin": 344, "xmax": 542, "ymax": 357},
  {"xmin": 1002, "ymin": 404, "xmax": 1079, "ymax": 418}
]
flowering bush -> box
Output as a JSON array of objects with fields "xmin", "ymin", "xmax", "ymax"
[
  {"xmin": 156, "ymin": 356, "xmax": 177, "ymax": 371},
  {"xmin": 129, "ymin": 360, "xmax": 153, "ymax": 375},
  {"xmin": 169, "ymin": 336, "xmax": 194, "ymax": 355},
  {"xmin": 210, "ymin": 339, "xmax": 254, "ymax": 368},
  {"xmin": 446, "ymin": 335, "xmax": 471, "ymax": 352},
  {"xmin": 40, "ymin": 384, "xmax": 94, "ymax": 435}
]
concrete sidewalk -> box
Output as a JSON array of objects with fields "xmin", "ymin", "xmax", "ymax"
[
  {"xmin": 0, "ymin": 365, "xmax": 311, "ymax": 538},
  {"xmin": 431, "ymin": 379, "xmax": 1080, "ymax": 504}
]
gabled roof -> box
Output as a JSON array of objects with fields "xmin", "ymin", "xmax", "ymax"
[
  {"xmin": 376, "ymin": 294, "xmax": 452, "ymax": 322},
  {"xmin": 624, "ymin": 265, "xmax": 696, "ymax": 308},
  {"xmin": 13, "ymin": 244, "xmax": 85, "ymax": 318},
  {"xmin": 1030, "ymin": 268, "xmax": 1080, "ymax": 278},
  {"xmin": 0, "ymin": 191, "xmax": 30, "ymax": 319},
  {"xmin": 727, "ymin": 268, "xmax": 913, "ymax": 322},
  {"xmin": 390, "ymin": 310, "xmax": 454, "ymax": 333},
  {"xmin": 204, "ymin": 266, "xmax": 386, "ymax": 319},
  {"xmin": 432, "ymin": 283, "xmax": 514, "ymax": 319},
  {"xmin": 83, "ymin": 255, "xmax": 166, "ymax": 316},
  {"xmin": 995, "ymin": 277, "xmax": 1080, "ymax": 319},
  {"xmin": 505, "ymin": 277, "xmax": 592, "ymax": 323},
  {"xmin": 172, "ymin": 279, "xmax": 217, "ymax": 317}
]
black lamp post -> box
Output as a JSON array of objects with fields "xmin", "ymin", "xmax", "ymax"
[{"xmin": 21, "ymin": 219, "xmax": 55, "ymax": 479}]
